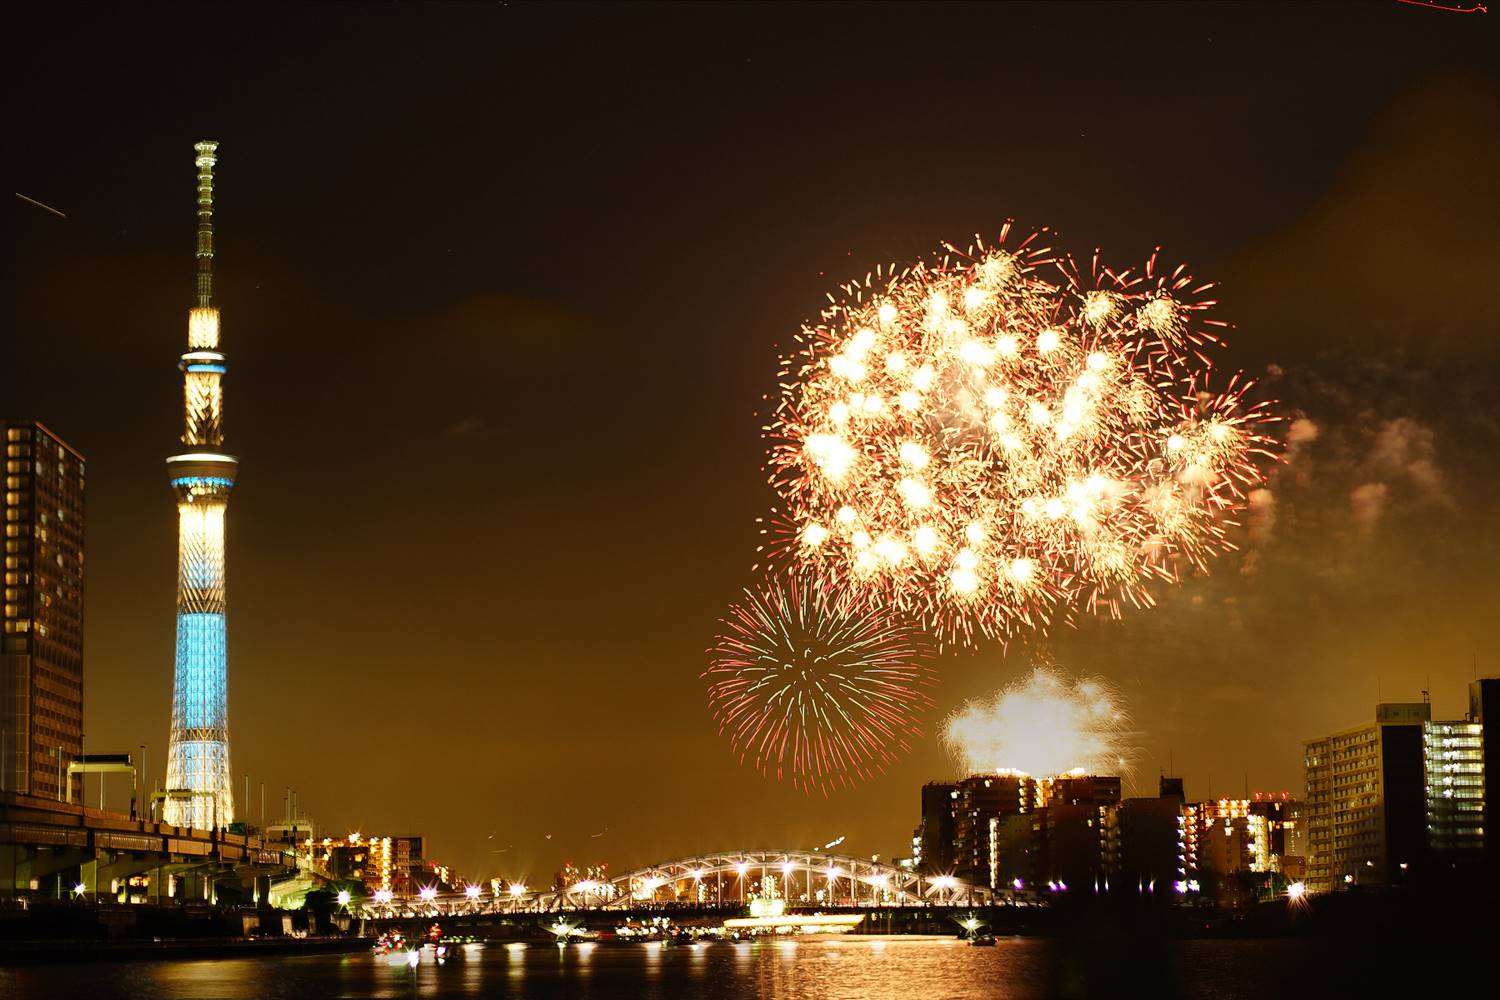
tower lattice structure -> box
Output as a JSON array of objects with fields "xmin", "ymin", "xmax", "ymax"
[{"xmin": 162, "ymin": 141, "xmax": 237, "ymax": 829}]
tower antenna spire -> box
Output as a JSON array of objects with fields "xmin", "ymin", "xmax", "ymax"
[{"xmin": 194, "ymin": 141, "xmax": 217, "ymax": 308}]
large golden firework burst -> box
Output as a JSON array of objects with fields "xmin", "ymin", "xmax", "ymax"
[{"xmin": 762, "ymin": 224, "xmax": 1279, "ymax": 646}]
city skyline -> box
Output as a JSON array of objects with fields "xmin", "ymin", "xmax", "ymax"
[{"xmin": 11, "ymin": 4, "xmax": 1499, "ymax": 881}]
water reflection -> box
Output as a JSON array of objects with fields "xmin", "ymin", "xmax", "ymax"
[{"xmin": 5, "ymin": 936, "xmax": 1323, "ymax": 1000}]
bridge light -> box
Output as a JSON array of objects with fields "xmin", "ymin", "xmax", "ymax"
[
  {"xmin": 419, "ymin": 886, "xmax": 438, "ymax": 902},
  {"xmin": 465, "ymin": 885, "xmax": 482, "ymax": 899},
  {"xmin": 509, "ymin": 882, "xmax": 527, "ymax": 897},
  {"xmin": 781, "ymin": 861, "xmax": 795, "ymax": 875},
  {"xmin": 690, "ymin": 868, "xmax": 703, "ymax": 881},
  {"xmin": 736, "ymin": 863, "xmax": 749, "ymax": 877}
]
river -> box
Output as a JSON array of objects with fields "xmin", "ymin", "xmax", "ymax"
[{"xmin": 0, "ymin": 935, "xmax": 1340, "ymax": 999}]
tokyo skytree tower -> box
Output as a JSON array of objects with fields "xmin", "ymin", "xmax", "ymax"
[{"xmin": 162, "ymin": 141, "xmax": 237, "ymax": 829}]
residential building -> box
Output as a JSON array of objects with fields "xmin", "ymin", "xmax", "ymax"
[
  {"xmin": 1, "ymin": 419, "xmax": 85, "ymax": 801},
  {"xmin": 1303, "ymin": 702, "xmax": 1429, "ymax": 892},
  {"xmin": 912, "ymin": 781, "xmax": 956, "ymax": 874},
  {"xmin": 1423, "ymin": 719, "xmax": 1484, "ymax": 869}
]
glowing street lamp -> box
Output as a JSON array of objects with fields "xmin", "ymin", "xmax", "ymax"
[{"xmin": 336, "ymin": 889, "xmax": 352, "ymax": 908}]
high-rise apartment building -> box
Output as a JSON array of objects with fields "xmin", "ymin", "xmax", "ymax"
[
  {"xmin": 1034, "ymin": 775, "xmax": 1121, "ymax": 890},
  {"xmin": 912, "ymin": 781, "xmax": 957, "ymax": 874},
  {"xmin": 1467, "ymin": 678, "xmax": 1498, "ymax": 866},
  {"xmin": 952, "ymin": 773, "xmax": 1035, "ymax": 888},
  {"xmin": 1423, "ymin": 719, "xmax": 1484, "ymax": 867},
  {"xmin": 1116, "ymin": 776, "xmax": 1198, "ymax": 895},
  {"xmin": 1303, "ymin": 702, "xmax": 1429, "ymax": 892},
  {"xmin": 1, "ymin": 420, "xmax": 85, "ymax": 801}
]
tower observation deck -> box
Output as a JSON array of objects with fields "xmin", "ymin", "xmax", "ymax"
[{"xmin": 162, "ymin": 141, "xmax": 237, "ymax": 829}]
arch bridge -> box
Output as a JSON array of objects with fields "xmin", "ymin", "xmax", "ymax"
[{"xmin": 357, "ymin": 849, "xmax": 988, "ymax": 919}]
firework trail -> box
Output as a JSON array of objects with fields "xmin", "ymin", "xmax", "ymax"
[
  {"xmin": 943, "ymin": 665, "xmax": 1133, "ymax": 779},
  {"xmin": 763, "ymin": 224, "xmax": 1280, "ymax": 645},
  {"xmin": 703, "ymin": 574, "xmax": 936, "ymax": 794}
]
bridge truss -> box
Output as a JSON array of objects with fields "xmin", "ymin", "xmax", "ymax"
[{"xmin": 358, "ymin": 849, "xmax": 989, "ymax": 919}]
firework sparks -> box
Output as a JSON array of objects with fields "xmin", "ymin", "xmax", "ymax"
[
  {"xmin": 942, "ymin": 666, "xmax": 1133, "ymax": 779},
  {"xmin": 763, "ymin": 224, "xmax": 1279, "ymax": 644},
  {"xmin": 704, "ymin": 574, "xmax": 936, "ymax": 794}
]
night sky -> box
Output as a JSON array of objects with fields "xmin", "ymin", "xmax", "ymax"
[{"xmin": 11, "ymin": 3, "xmax": 1498, "ymax": 883}]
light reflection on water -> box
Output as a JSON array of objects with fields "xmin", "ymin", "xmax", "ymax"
[{"xmin": 3, "ymin": 935, "xmax": 1307, "ymax": 1000}]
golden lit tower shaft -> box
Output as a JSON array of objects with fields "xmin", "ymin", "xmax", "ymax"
[{"xmin": 162, "ymin": 140, "xmax": 238, "ymax": 829}]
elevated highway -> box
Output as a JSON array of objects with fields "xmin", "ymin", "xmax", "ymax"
[{"xmin": 0, "ymin": 791, "xmax": 298, "ymax": 903}]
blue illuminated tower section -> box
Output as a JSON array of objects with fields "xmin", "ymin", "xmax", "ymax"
[{"xmin": 162, "ymin": 141, "xmax": 237, "ymax": 829}]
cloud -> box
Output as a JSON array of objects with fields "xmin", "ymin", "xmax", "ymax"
[
  {"xmin": 1286, "ymin": 418, "xmax": 1320, "ymax": 446},
  {"xmin": 1246, "ymin": 488, "xmax": 1277, "ymax": 544},
  {"xmin": 1350, "ymin": 482, "xmax": 1389, "ymax": 534},
  {"xmin": 1367, "ymin": 417, "xmax": 1444, "ymax": 500}
]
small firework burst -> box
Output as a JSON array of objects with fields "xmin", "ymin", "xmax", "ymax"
[
  {"xmin": 764, "ymin": 223, "xmax": 1280, "ymax": 646},
  {"xmin": 704, "ymin": 574, "xmax": 936, "ymax": 794},
  {"xmin": 943, "ymin": 665, "xmax": 1134, "ymax": 779}
]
